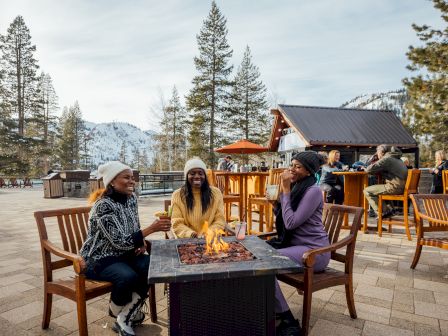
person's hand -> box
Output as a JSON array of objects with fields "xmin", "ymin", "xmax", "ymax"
[
  {"xmin": 135, "ymin": 240, "xmax": 147, "ymax": 255},
  {"xmin": 434, "ymin": 168, "xmax": 439, "ymax": 174},
  {"xmin": 280, "ymin": 170, "xmax": 292, "ymax": 193},
  {"xmin": 151, "ymin": 218, "xmax": 172, "ymax": 232}
]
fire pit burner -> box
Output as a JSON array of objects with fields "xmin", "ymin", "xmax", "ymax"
[{"xmin": 177, "ymin": 241, "xmax": 256, "ymax": 265}]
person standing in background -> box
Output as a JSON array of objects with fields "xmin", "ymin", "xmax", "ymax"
[{"xmin": 223, "ymin": 155, "xmax": 235, "ymax": 171}]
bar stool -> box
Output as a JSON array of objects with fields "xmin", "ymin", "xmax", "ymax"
[{"xmin": 247, "ymin": 168, "xmax": 284, "ymax": 233}]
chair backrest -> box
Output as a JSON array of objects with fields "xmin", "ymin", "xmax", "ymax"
[
  {"xmin": 404, "ymin": 169, "xmax": 421, "ymax": 195},
  {"xmin": 268, "ymin": 168, "xmax": 285, "ymax": 186},
  {"xmin": 214, "ymin": 174, "xmax": 226, "ymax": 193},
  {"xmin": 35, "ymin": 207, "xmax": 91, "ymax": 273},
  {"xmin": 443, "ymin": 170, "xmax": 448, "ymax": 194},
  {"xmin": 321, "ymin": 203, "xmax": 363, "ymax": 262},
  {"xmin": 410, "ymin": 194, "xmax": 448, "ymax": 230},
  {"xmin": 206, "ymin": 169, "xmax": 215, "ymax": 186}
]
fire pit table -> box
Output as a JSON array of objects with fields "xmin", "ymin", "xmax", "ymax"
[{"xmin": 148, "ymin": 235, "xmax": 300, "ymax": 336}]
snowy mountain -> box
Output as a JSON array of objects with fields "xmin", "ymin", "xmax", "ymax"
[
  {"xmin": 340, "ymin": 89, "xmax": 407, "ymax": 118},
  {"xmin": 84, "ymin": 121, "xmax": 156, "ymax": 168}
]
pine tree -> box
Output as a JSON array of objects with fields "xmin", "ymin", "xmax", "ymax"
[
  {"xmin": 161, "ymin": 86, "xmax": 187, "ymax": 170},
  {"xmin": 56, "ymin": 103, "xmax": 85, "ymax": 169},
  {"xmin": 131, "ymin": 147, "xmax": 141, "ymax": 170},
  {"xmin": 402, "ymin": 0, "xmax": 448, "ymax": 152},
  {"xmin": 27, "ymin": 72, "xmax": 59, "ymax": 174},
  {"xmin": 225, "ymin": 46, "xmax": 269, "ymax": 145},
  {"xmin": 186, "ymin": 1, "xmax": 233, "ymax": 166},
  {"xmin": 0, "ymin": 15, "xmax": 39, "ymax": 136},
  {"xmin": 119, "ymin": 141, "xmax": 127, "ymax": 164}
]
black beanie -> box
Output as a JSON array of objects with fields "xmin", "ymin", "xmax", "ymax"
[{"xmin": 292, "ymin": 151, "xmax": 324, "ymax": 175}]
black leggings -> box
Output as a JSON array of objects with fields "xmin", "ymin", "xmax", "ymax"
[{"xmin": 321, "ymin": 183, "xmax": 344, "ymax": 204}]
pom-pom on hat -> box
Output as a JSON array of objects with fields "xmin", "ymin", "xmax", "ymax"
[
  {"xmin": 98, "ymin": 161, "xmax": 131, "ymax": 188},
  {"xmin": 184, "ymin": 157, "xmax": 207, "ymax": 178},
  {"xmin": 292, "ymin": 151, "xmax": 325, "ymax": 175}
]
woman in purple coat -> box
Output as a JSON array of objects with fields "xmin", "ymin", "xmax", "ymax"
[{"xmin": 267, "ymin": 151, "xmax": 329, "ymax": 336}]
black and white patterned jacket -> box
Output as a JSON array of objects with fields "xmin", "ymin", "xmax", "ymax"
[{"xmin": 80, "ymin": 192, "xmax": 144, "ymax": 265}]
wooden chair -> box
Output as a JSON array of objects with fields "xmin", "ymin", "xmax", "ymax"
[
  {"xmin": 264, "ymin": 204, "xmax": 363, "ymax": 336},
  {"xmin": 213, "ymin": 172, "xmax": 243, "ymax": 222},
  {"xmin": 22, "ymin": 177, "xmax": 33, "ymax": 187},
  {"xmin": 35, "ymin": 207, "xmax": 157, "ymax": 336},
  {"xmin": 378, "ymin": 169, "xmax": 421, "ymax": 240},
  {"xmin": 247, "ymin": 168, "xmax": 284, "ymax": 233},
  {"xmin": 8, "ymin": 177, "xmax": 20, "ymax": 187},
  {"xmin": 443, "ymin": 170, "xmax": 448, "ymax": 194},
  {"xmin": 409, "ymin": 194, "xmax": 448, "ymax": 269}
]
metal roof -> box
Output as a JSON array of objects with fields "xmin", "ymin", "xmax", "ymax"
[{"xmin": 277, "ymin": 104, "xmax": 417, "ymax": 147}]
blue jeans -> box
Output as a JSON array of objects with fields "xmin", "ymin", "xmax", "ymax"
[{"xmin": 85, "ymin": 253, "xmax": 150, "ymax": 306}]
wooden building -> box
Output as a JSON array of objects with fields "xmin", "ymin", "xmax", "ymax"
[{"xmin": 268, "ymin": 104, "xmax": 419, "ymax": 167}]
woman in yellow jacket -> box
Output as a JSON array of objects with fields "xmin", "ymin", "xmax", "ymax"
[{"xmin": 171, "ymin": 157, "xmax": 226, "ymax": 238}]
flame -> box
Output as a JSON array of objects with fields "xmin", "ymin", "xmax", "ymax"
[{"xmin": 200, "ymin": 221, "xmax": 229, "ymax": 254}]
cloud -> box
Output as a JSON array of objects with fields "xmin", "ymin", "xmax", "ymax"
[{"xmin": 0, "ymin": 0, "xmax": 442, "ymax": 130}]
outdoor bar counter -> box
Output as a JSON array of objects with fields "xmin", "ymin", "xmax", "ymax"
[{"xmin": 148, "ymin": 236, "xmax": 300, "ymax": 336}]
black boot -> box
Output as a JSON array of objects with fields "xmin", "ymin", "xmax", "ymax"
[{"xmin": 276, "ymin": 311, "xmax": 303, "ymax": 336}]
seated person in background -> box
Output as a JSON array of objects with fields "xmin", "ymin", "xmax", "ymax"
[
  {"xmin": 401, "ymin": 156, "xmax": 413, "ymax": 169},
  {"xmin": 315, "ymin": 151, "xmax": 328, "ymax": 183},
  {"xmin": 171, "ymin": 157, "xmax": 226, "ymax": 238},
  {"xmin": 319, "ymin": 150, "xmax": 345, "ymax": 204},
  {"xmin": 80, "ymin": 161, "xmax": 171, "ymax": 336},
  {"xmin": 267, "ymin": 151, "xmax": 329, "ymax": 336},
  {"xmin": 352, "ymin": 161, "xmax": 366, "ymax": 171},
  {"xmin": 430, "ymin": 150, "xmax": 447, "ymax": 194},
  {"xmin": 362, "ymin": 145, "xmax": 408, "ymax": 218}
]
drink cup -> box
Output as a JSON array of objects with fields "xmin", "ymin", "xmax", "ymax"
[
  {"xmin": 266, "ymin": 184, "xmax": 279, "ymax": 200},
  {"xmin": 235, "ymin": 222, "xmax": 246, "ymax": 240}
]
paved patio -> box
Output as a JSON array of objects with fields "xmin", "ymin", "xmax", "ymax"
[{"xmin": 0, "ymin": 187, "xmax": 447, "ymax": 335}]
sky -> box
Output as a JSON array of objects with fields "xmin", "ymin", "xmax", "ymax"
[{"xmin": 0, "ymin": 0, "xmax": 443, "ymax": 131}]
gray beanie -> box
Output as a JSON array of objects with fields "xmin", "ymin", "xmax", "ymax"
[{"xmin": 292, "ymin": 151, "xmax": 324, "ymax": 175}]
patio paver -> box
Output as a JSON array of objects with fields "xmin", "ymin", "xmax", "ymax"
[{"xmin": 0, "ymin": 187, "xmax": 447, "ymax": 335}]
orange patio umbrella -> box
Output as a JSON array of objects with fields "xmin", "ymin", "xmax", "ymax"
[{"xmin": 214, "ymin": 139, "xmax": 269, "ymax": 154}]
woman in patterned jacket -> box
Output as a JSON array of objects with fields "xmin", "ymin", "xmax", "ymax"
[{"xmin": 80, "ymin": 161, "xmax": 171, "ymax": 336}]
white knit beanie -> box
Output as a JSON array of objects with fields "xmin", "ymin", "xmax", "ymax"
[
  {"xmin": 184, "ymin": 157, "xmax": 207, "ymax": 178},
  {"xmin": 98, "ymin": 161, "xmax": 131, "ymax": 188}
]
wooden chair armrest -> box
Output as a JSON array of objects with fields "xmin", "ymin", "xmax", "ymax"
[
  {"xmin": 257, "ymin": 231, "xmax": 277, "ymax": 240},
  {"xmin": 42, "ymin": 240, "xmax": 86, "ymax": 274},
  {"xmin": 302, "ymin": 234, "xmax": 355, "ymax": 267},
  {"xmin": 417, "ymin": 213, "xmax": 448, "ymax": 225}
]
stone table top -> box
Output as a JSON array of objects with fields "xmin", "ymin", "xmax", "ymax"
[{"xmin": 148, "ymin": 235, "xmax": 301, "ymax": 284}]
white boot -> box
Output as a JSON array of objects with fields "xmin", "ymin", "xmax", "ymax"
[
  {"xmin": 109, "ymin": 300, "xmax": 123, "ymax": 317},
  {"xmin": 109, "ymin": 298, "xmax": 146, "ymax": 326},
  {"xmin": 113, "ymin": 292, "xmax": 143, "ymax": 336}
]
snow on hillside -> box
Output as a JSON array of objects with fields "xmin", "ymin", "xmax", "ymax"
[
  {"xmin": 340, "ymin": 89, "xmax": 407, "ymax": 118},
  {"xmin": 84, "ymin": 121, "xmax": 156, "ymax": 167}
]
